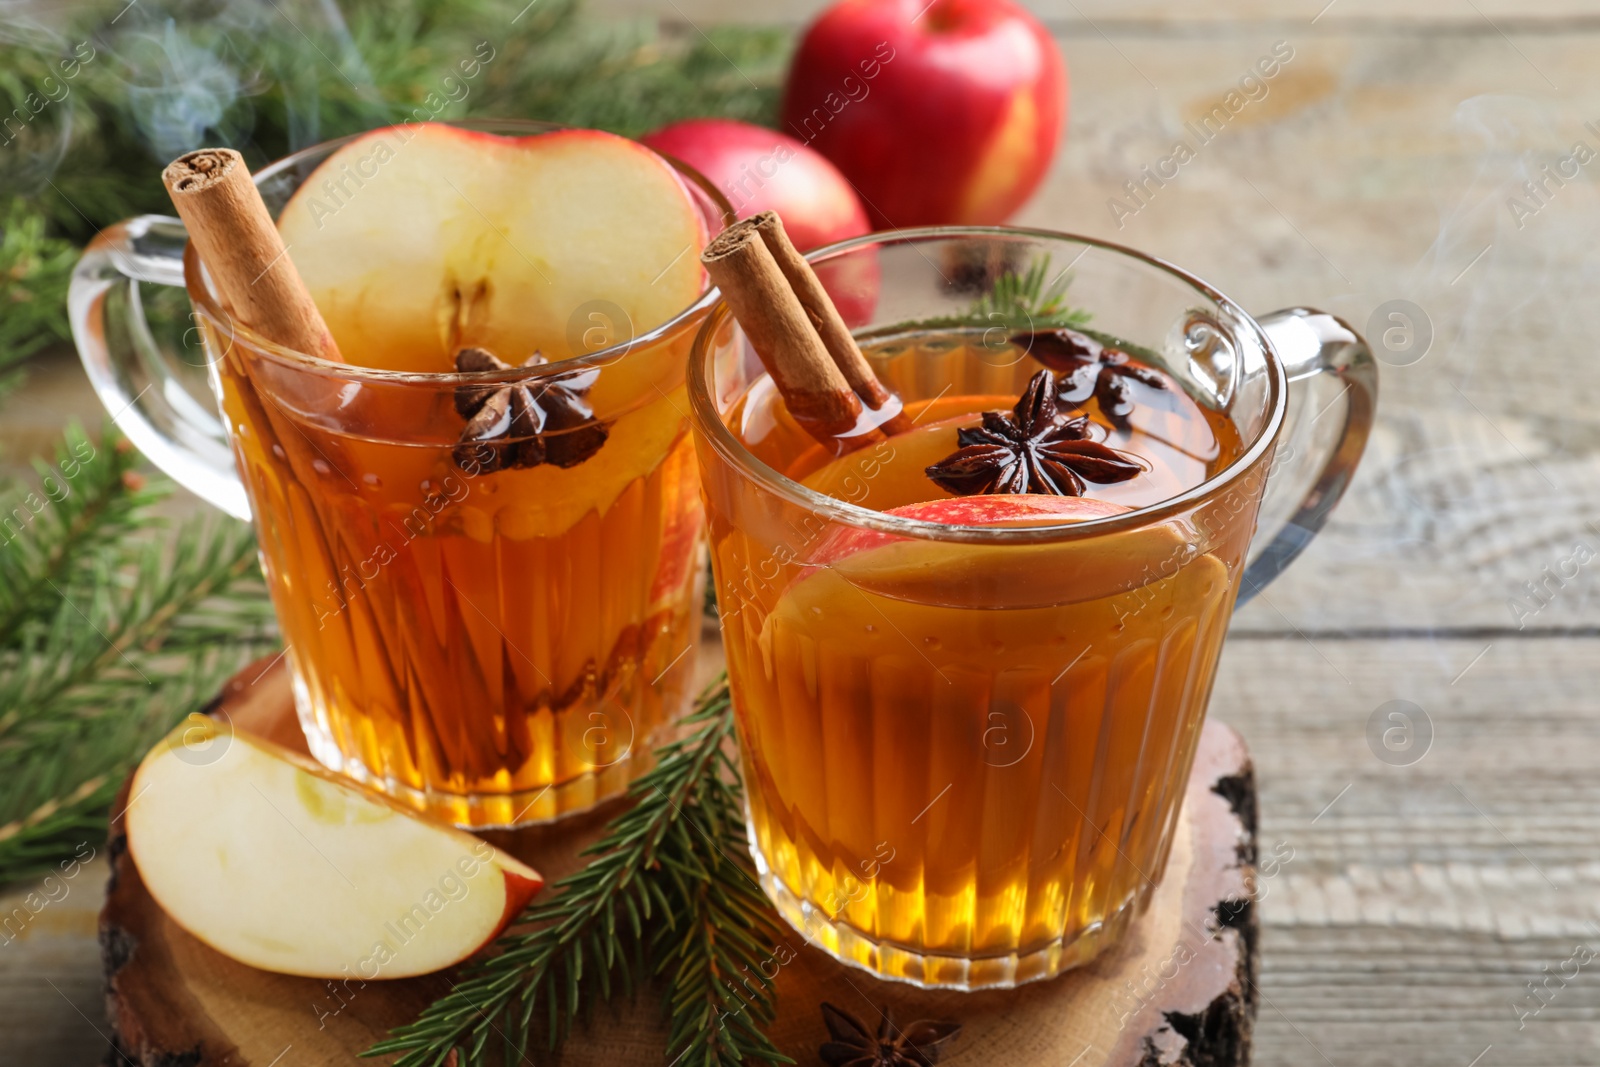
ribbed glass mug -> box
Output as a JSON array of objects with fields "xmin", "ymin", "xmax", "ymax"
[
  {"xmin": 687, "ymin": 228, "xmax": 1376, "ymax": 989},
  {"xmin": 70, "ymin": 120, "xmax": 731, "ymax": 828}
]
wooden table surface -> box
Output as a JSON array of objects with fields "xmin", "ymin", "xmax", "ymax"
[{"xmin": 6, "ymin": 1, "xmax": 1600, "ymax": 1064}]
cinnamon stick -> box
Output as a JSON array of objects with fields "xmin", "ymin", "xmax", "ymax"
[
  {"xmin": 702, "ymin": 219, "xmax": 863, "ymax": 442},
  {"xmin": 748, "ymin": 211, "xmax": 912, "ymax": 436},
  {"xmin": 162, "ymin": 148, "xmax": 341, "ymax": 362}
]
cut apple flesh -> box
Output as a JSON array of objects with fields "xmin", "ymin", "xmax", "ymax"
[
  {"xmin": 125, "ymin": 716, "xmax": 542, "ymax": 979},
  {"xmin": 276, "ymin": 123, "xmax": 710, "ymax": 374},
  {"xmin": 273, "ymin": 122, "xmax": 712, "ymax": 540}
]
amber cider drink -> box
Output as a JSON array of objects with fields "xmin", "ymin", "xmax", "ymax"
[
  {"xmin": 213, "ymin": 318, "xmax": 707, "ymax": 829},
  {"xmin": 696, "ymin": 325, "xmax": 1260, "ymax": 988}
]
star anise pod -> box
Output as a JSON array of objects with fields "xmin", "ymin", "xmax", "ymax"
[
  {"xmin": 1017, "ymin": 327, "xmax": 1167, "ymax": 426},
  {"xmin": 819, "ymin": 1002, "xmax": 962, "ymax": 1067},
  {"xmin": 452, "ymin": 346, "xmax": 608, "ymax": 473},
  {"xmin": 925, "ymin": 369, "xmax": 1142, "ymax": 497}
]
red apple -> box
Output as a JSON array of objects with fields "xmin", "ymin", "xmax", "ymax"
[
  {"xmin": 126, "ymin": 715, "xmax": 543, "ymax": 978},
  {"xmin": 641, "ymin": 118, "xmax": 870, "ymax": 252},
  {"xmin": 781, "ymin": 0, "xmax": 1067, "ymax": 228},
  {"xmin": 641, "ymin": 118, "xmax": 880, "ymax": 324}
]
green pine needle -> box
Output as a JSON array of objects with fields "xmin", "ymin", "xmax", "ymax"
[
  {"xmin": 967, "ymin": 254, "xmax": 1089, "ymax": 330},
  {"xmin": 0, "ymin": 200, "xmax": 77, "ymax": 387},
  {"xmin": 366, "ymin": 675, "xmax": 793, "ymax": 1067},
  {"xmin": 900, "ymin": 253, "xmax": 1093, "ymax": 337},
  {"xmin": 0, "ymin": 423, "xmax": 277, "ymax": 887},
  {"xmin": 0, "ymin": 424, "xmax": 148, "ymax": 643}
]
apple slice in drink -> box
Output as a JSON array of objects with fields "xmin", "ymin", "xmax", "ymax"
[
  {"xmin": 276, "ymin": 122, "xmax": 709, "ymax": 376},
  {"xmin": 793, "ymin": 494, "xmax": 1217, "ymax": 611},
  {"xmin": 810, "ymin": 495, "xmax": 1129, "ymax": 559},
  {"xmin": 125, "ymin": 716, "xmax": 543, "ymax": 979},
  {"xmin": 274, "ymin": 122, "xmax": 714, "ymax": 537}
]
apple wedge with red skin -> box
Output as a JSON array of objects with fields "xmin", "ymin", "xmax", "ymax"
[
  {"xmin": 125, "ymin": 715, "xmax": 542, "ymax": 980},
  {"xmin": 799, "ymin": 494, "xmax": 1203, "ymax": 609},
  {"xmin": 810, "ymin": 494, "xmax": 1129, "ymax": 566}
]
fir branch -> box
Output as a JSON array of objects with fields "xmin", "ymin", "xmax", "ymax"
[
  {"xmin": 0, "ymin": 0, "xmax": 790, "ymax": 366},
  {"xmin": 0, "ymin": 647, "xmax": 252, "ymax": 884},
  {"xmin": 655, "ymin": 756, "xmax": 792, "ymax": 1067},
  {"xmin": 366, "ymin": 675, "xmax": 792, "ymax": 1067},
  {"xmin": 894, "ymin": 253, "xmax": 1093, "ymax": 337},
  {"xmin": 0, "ymin": 772, "xmax": 119, "ymax": 885},
  {"xmin": 0, "ymin": 508, "xmax": 272, "ymax": 738},
  {"xmin": 0, "ymin": 422, "xmax": 276, "ymax": 887},
  {"xmin": 0, "ymin": 199, "xmax": 78, "ymax": 385},
  {"xmin": 967, "ymin": 254, "xmax": 1089, "ymax": 330},
  {"xmin": 0, "ymin": 425, "xmax": 151, "ymax": 645},
  {"xmin": 0, "ymin": 525, "xmax": 274, "ymax": 884}
]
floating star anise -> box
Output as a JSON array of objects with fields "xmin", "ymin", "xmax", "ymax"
[
  {"xmin": 925, "ymin": 369, "xmax": 1142, "ymax": 497},
  {"xmin": 452, "ymin": 346, "xmax": 608, "ymax": 474},
  {"xmin": 819, "ymin": 1002, "xmax": 962, "ymax": 1067},
  {"xmin": 1018, "ymin": 327, "xmax": 1168, "ymax": 426}
]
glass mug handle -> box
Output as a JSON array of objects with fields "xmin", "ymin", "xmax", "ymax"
[
  {"xmin": 1237, "ymin": 307, "xmax": 1378, "ymax": 603},
  {"xmin": 69, "ymin": 214, "xmax": 252, "ymax": 520}
]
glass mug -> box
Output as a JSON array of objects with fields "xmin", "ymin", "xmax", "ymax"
[
  {"xmin": 71, "ymin": 120, "xmax": 732, "ymax": 828},
  {"xmin": 687, "ymin": 228, "xmax": 1376, "ymax": 989}
]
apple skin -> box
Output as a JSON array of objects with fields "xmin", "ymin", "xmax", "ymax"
[
  {"xmin": 641, "ymin": 118, "xmax": 870, "ymax": 252},
  {"xmin": 640, "ymin": 118, "xmax": 880, "ymax": 325},
  {"xmin": 493, "ymin": 867, "xmax": 546, "ymax": 934},
  {"xmin": 781, "ymin": 0, "xmax": 1067, "ymax": 228},
  {"xmin": 810, "ymin": 494, "xmax": 1128, "ymax": 567}
]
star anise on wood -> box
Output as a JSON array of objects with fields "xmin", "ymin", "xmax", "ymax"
[
  {"xmin": 925, "ymin": 369, "xmax": 1142, "ymax": 497},
  {"xmin": 1018, "ymin": 327, "xmax": 1168, "ymax": 425},
  {"xmin": 819, "ymin": 1002, "xmax": 962, "ymax": 1067},
  {"xmin": 452, "ymin": 346, "xmax": 608, "ymax": 474}
]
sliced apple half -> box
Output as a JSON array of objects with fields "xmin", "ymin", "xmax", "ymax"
[
  {"xmin": 277, "ymin": 122, "xmax": 709, "ymax": 374},
  {"xmin": 125, "ymin": 715, "xmax": 543, "ymax": 979}
]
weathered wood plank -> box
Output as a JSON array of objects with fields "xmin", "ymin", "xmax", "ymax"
[
  {"xmin": 1210, "ymin": 634, "xmax": 1600, "ymax": 1065},
  {"xmin": 1016, "ymin": 23, "xmax": 1600, "ymax": 635},
  {"xmin": 0, "ymin": 857, "xmax": 114, "ymax": 1065}
]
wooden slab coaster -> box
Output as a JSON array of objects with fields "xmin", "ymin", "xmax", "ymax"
[{"xmin": 101, "ymin": 652, "xmax": 1257, "ymax": 1067}]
